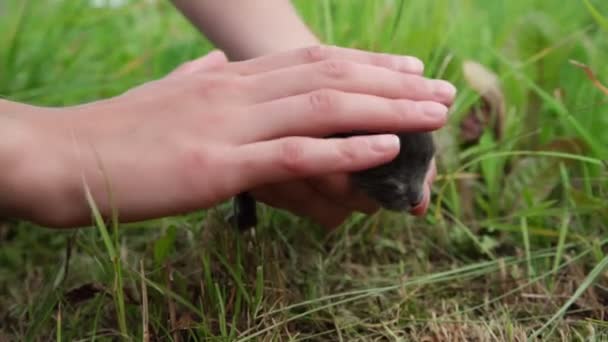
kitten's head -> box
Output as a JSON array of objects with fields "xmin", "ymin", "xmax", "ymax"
[{"xmin": 351, "ymin": 132, "xmax": 435, "ymax": 212}]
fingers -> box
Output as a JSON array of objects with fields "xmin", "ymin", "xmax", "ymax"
[
  {"xmin": 245, "ymin": 90, "xmax": 447, "ymax": 141},
  {"xmin": 243, "ymin": 59, "xmax": 456, "ymax": 105},
  {"xmin": 251, "ymin": 182, "xmax": 351, "ymax": 229},
  {"xmin": 227, "ymin": 134, "xmax": 401, "ymax": 193},
  {"xmin": 229, "ymin": 44, "xmax": 424, "ymax": 76}
]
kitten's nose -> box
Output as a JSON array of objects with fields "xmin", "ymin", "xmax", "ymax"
[{"xmin": 406, "ymin": 189, "xmax": 424, "ymax": 208}]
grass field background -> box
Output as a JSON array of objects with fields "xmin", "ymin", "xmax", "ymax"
[{"xmin": 1, "ymin": 0, "xmax": 607, "ymax": 340}]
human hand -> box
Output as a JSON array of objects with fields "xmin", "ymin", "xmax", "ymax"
[
  {"xmin": 10, "ymin": 45, "xmax": 453, "ymax": 228},
  {"xmin": 245, "ymin": 50, "xmax": 451, "ymax": 228}
]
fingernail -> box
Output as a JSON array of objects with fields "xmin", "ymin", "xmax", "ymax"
[
  {"xmin": 400, "ymin": 57, "xmax": 424, "ymax": 74},
  {"xmin": 433, "ymin": 80, "xmax": 457, "ymax": 101},
  {"xmin": 370, "ymin": 134, "xmax": 400, "ymax": 152},
  {"xmin": 423, "ymin": 102, "xmax": 448, "ymax": 118}
]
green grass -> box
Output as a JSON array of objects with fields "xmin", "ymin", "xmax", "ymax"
[{"xmin": 1, "ymin": 0, "xmax": 608, "ymax": 340}]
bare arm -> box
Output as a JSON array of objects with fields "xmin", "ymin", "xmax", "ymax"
[
  {"xmin": 171, "ymin": 0, "xmax": 320, "ymax": 60},
  {"xmin": 0, "ymin": 50, "xmax": 452, "ymax": 228},
  {"xmin": 0, "ymin": 4, "xmax": 452, "ymax": 228}
]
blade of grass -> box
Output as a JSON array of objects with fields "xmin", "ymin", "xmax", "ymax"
[
  {"xmin": 582, "ymin": 0, "xmax": 608, "ymax": 32},
  {"xmin": 138, "ymin": 274, "xmax": 204, "ymax": 319},
  {"xmin": 213, "ymin": 249, "xmax": 251, "ymax": 305},
  {"xmin": 215, "ymin": 282, "xmax": 228, "ymax": 338},
  {"xmin": 238, "ymin": 251, "xmax": 561, "ymax": 339},
  {"xmin": 570, "ymin": 59, "xmax": 608, "ymax": 96},
  {"xmin": 140, "ymin": 260, "xmax": 150, "ymax": 342},
  {"xmin": 254, "ymin": 265, "xmax": 264, "ymax": 317},
  {"xmin": 389, "ymin": 0, "xmax": 406, "ymax": 39},
  {"xmin": 321, "ymin": 0, "xmax": 334, "ymax": 44},
  {"xmin": 90, "ymin": 293, "xmax": 105, "ymax": 342},
  {"xmin": 443, "ymin": 211, "xmax": 496, "ymax": 259},
  {"xmin": 435, "ymin": 150, "xmax": 603, "ymax": 220},
  {"xmin": 2, "ymin": 0, "xmax": 31, "ymax": 90},
  {"xmin": 521, "ymin": 217, "xmax": 535, "ymax": 278},
  {"xmin": 529, "ymin": 254, "xmax": 608, "ymax": 340},
  {"xmin": 492, "ymin": 49, "xmax": 606, "ymax": 158},
  {"xmin": 451, "ymin": 245, "xmax": 594, "ymax": 318},
  {"xmin": 80, "ymin": 131, "xmax": 129, "ymax": 339},
  {"xmin": 83, "ymin": 180, "xmax": 127, "ymax": 338},
  {"xmin": 551, "ymin": 213, "xmax": 571, "ymax": 289},
  {"xmin": 56, "ymin": 303, "xmax": 62, "ymax": 342}
]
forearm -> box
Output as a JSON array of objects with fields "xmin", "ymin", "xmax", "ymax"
[{"xmin": 171, "ymin": 0, "xmax": 320, "ymax": 60}]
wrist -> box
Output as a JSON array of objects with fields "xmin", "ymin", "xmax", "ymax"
[
  {"xmin": 0, "ymin": 102, "xmax": 83, "ymax": 227},
  {"xmin": 173, "ymin": 0, "xmax": 321, "ymax": 61},
  {"xmin": 0, "ymin": 103, "xmax": 43, "ymax": 221}
]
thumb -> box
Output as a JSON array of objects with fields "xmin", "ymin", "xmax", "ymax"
[
  {"xmin": 227, "ymin": 134, "xmax": 401, "ymax": 193},
  {"xmin": 169, "ymin": 50, "xmax": 228, "ymax": 76}
]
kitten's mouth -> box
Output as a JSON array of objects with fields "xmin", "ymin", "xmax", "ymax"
[
  {"xmin": 378, "ymin": 199, "xmax": 422, "ymax": 212},
  {"xmin": 376, "ymin": 195, "xmax": 423, "ymax": 213},
  {"xmin": 409, "ymin": 198, "xmax": 424, "ymax": 211},
  {"xmin": 405, "ymin": 190, "xmax": 424, "ymax": 210}
]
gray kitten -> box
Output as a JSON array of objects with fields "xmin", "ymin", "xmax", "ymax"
[
  {"xmin": 229, "ymin": 132, "xmax": 435, "ymax": 230},
  {"xmin": 347, "ymin": 131, "xmax": 435, "ymax": 212}
]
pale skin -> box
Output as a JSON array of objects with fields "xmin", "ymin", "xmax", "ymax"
[{"xmin": 0, "ymin": 1, "xmax": 456, "ymax": 229}]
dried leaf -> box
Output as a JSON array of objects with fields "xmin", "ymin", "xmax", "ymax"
[
  {"xmin": 570, "ymin": 60, "xmax": 608, "ymax": 96},
  {"xmin": 460, "ymin": 60, "xmax": 506, "ymax": 143},
  {"xmin": 460, "ymin": 100, "xmax": 491, "ymax": 144},
  {"xmin": 172, "ymin": 312, "xmax": 196, "ymax": 331}
]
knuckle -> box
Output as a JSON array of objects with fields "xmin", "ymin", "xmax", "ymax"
[
  {"xmin": 278, "ymin": 139, "xmax": 307, "ymax": 174},
  {"xmin": 394, "ymin": 99, "xmax": 417, "ymax": 116},
  {"xmin": 371, "ymin": 53, "xmax": 397, "ymax": 70},
  {"xmin": 338, "ymin": 138, "xmax": 365, "ymax": 163},
  {"xmin": 308, "ymin": 89, "xmax": 340, "ymax": 115},
  {"xmin": 303, "ymin": 44, "xmax": 330, "ymax": 63},
  {"xmin": 319, "ymin": 59, "xmax": 351, "ymax": 79},
  {"xmin": 401, "ymin": 74, "xmax": 426, "ymax": 94},
  {"xmin": 388, "ymin": 100, "xmax": 413, "ymax": 125},
  {"xmin": 181, "ymin": 146, "xmax": 211, "ymax": 170},
  {"xmin": 178, "ymin": 144, "xmax": 215, "ymax": 190},
  {"xmin": 197, "ymin": 74, "xmax": 241, "ymax": 95}
]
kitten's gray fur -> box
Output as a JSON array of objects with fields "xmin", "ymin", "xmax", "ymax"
[{"xmin": 338, "ymin": 131, "xmax": 435, "ymax": 211}]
